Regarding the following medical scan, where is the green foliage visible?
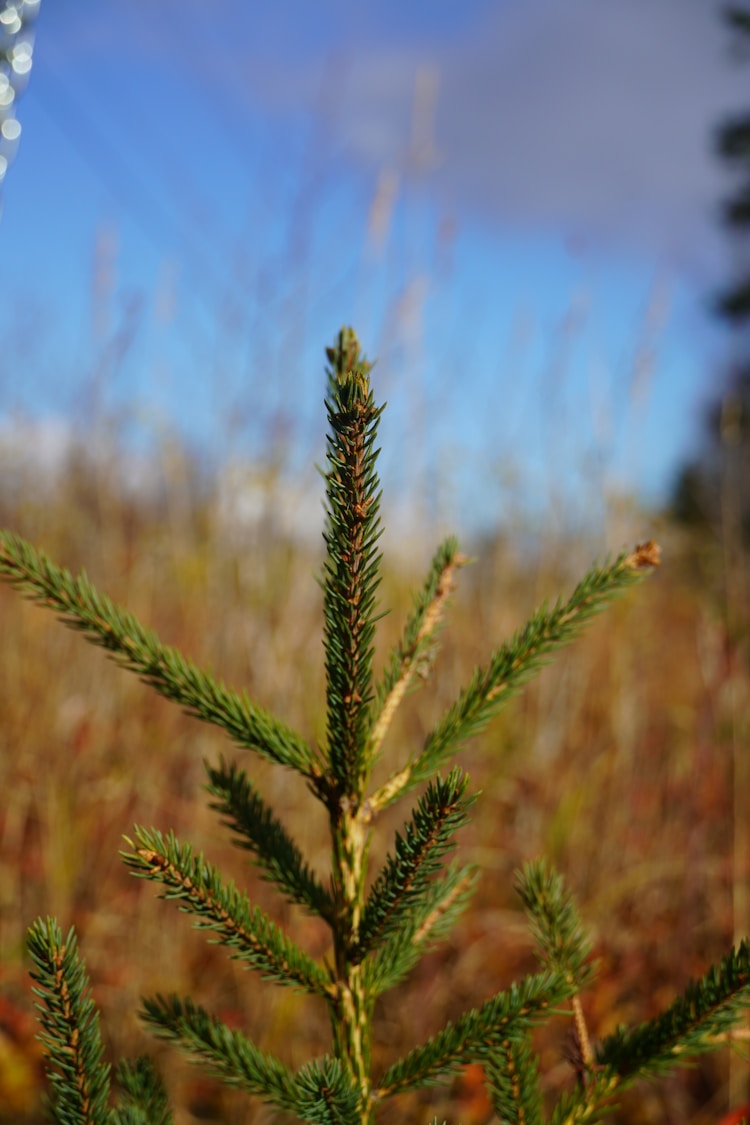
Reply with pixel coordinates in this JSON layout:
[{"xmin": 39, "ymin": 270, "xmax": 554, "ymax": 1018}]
[
  {"xmin": 379, "ymin": 545, "xmax": 659, "ymax": 806},
  {"xmin": 205, "ymin": 756, "xmax": 335, "ymax": 920},
  {"xmin": 27, "ymin": 918, "xmax": 111, "ymax": 1125},
  {"xmin": 364, "ymin": 860, "xmax": 479, "ymax": 998},
  {"xmin": 26, "ymin": 921, "xmax": 172, "ymax": 1125},
  {"xmin": 321, "ymin": 328, "xmax": 384, "ymax": 799},
  {"xmin": 0, "ymin": 531, "xmax": 323, "ymax": 780},
  {"xmin": 142, "ymin": 993, "xmax": 312, "ymax": 1111},
  {"xmin": 4, "ymin": 330, "xmax": 746, "ymax": 1124},
  {"xmin": 377, "ymin": 970, "xmax": 574, "ymax": 1098},
  {"xmin": 484, "ymin": 1036, "xmax": 543, "ymax": 1125},
  {"xmin": 110, "ymin": 1059, "xmax": 172, "ymax": 1125},
  {"xmin": 597, "ymin": 940, "xmax": 750, "ymax": 1081},
  {"xmin": 356, "ymin": 768, "xmax": 474, "ymax": 961},
  {"xmin": 516, "ymin": 858, "xmax": 594, "ymax": 988},
  {"xmin": 121, "ymin": 827, "xmax": 333, "ymax": 998},
  {"xmin": 370, "ymin": 535, "xmax": 464, "ymax": 759}
]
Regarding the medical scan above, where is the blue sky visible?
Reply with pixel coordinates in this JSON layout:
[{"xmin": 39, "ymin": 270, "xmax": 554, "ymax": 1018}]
[{"xmin": 0, "ymin": 0, "xmax": 747, "ymax": 542}]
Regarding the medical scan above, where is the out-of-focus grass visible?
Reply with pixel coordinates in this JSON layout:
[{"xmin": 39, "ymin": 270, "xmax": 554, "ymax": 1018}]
[{"xmin": 0, "ymin": 442, "xmax": 745, "ymax": 1125}]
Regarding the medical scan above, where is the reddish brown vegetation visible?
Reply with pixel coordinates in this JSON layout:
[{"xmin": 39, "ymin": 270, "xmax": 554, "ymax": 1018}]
[{"xmin": 0, "ymin": 453, "xmax": 747, "ymax": 1124}]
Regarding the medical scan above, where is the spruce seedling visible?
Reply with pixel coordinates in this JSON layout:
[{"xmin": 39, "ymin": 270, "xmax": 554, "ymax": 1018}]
[{"xmin": 3, "ymin": 328, "xmax": 750, "ymax": 1125}]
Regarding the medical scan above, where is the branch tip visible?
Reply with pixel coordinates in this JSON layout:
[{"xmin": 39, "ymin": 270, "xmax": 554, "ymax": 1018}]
[{"xmin": 624, "ymin": 540, "xmax": 661, "ymax": 570}]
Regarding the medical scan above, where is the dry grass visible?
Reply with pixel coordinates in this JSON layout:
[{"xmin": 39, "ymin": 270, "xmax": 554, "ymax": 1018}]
[{"xmin": 0, "ymin": 442, "xmax": 747, "ymax": 1125}]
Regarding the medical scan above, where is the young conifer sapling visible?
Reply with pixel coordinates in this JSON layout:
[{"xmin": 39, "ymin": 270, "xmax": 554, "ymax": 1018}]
[{"xmin": 2, "ymin": 329, "xmax": 750, "ymax": 1125}]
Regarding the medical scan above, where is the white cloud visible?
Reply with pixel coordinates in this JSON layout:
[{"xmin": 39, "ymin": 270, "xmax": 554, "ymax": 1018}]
[
  {"xmin": 49, "ymin": 0, "xmax": 745, "ymax": 278},
  {"xmin": 265, "ymin": 0, "xmax": 747, "ymax": 278}
]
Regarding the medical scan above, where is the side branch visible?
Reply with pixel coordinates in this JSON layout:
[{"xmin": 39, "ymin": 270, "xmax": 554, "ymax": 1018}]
[
  {"xmin": 27, "ymin": 918, "xmax": 111, "ymax": 1125},
  {"xmin": 206, "ymin": 758, "xmax": 335, "ymax": 922},
  {"xmin": 376, "ymin": 970, "xmax": 573, "ymax": 1098},
  {"xmin": 0, "ymin": 531, "xmax": 322, "ymax": 781},
  {"xmin": 123, "ymin": 828, "xmax": 334, "ymax": 1000},
  {"xmin": 355, "ymin": 769, "xmax": 473, "ymax": 962},
  {"xmin": 365, "ymin": 863, "xmax": 479, "ymax": 996},
  {"xmin": 141, "ymin": 994, "xmax": 301, "ymax": 1111},
  {"xmin": 372, "ymin": 544, "xmax": 660, "ymax": 809},
  {"xmin": 597, "ymin": 939, "xmax": 750, "ymax": 1081},
  {"xmin": 369, "ymin": 537, "xmax": 466, "ymax": 761}
]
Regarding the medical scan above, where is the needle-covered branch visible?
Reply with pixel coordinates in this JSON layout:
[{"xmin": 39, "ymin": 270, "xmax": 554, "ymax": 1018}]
[
  {"xmin": 377, "ymin": 543, "xmax": 661, "ymax": 807},
  {"xmin": 205, "ymin": 757, "xmax": 335, "ymax": 923},
  {"xmin": 364, "ymin": 862, "xmax": 479, "ymax": 997},
  {"xmin": 141, "ymin": 994, "xmax": 300, "ymax": 1109},
  {"xmin": 142, "ymin": 996, "xmax": 361, "ymax": 1124},
  {"xmin": 0, "ymin": 530, "xmax": 322, "ymax": 781},
  {"xmin": 111, "ymin": 1058, "xmax": 172, "ymax": 1125},
  {"xmin": 516, "ymin": 859, "xmax": 594, "ymax": 989},
  {"xmin": 293, "ymin": 1058, "xmax": 363, "ymax": 1125},
  {"xmin": 321, "ymin": 331, "xmax": 384, "ymax": 801},
  {"xmin": 597, "ymin": 939, "xmax": 750, "ymax": 1081},
  {"xmin": 547, "ymin": 1071, "xmax": 620, "ymax": 1125},
  {"xmin": 485, "ymin": 1037, "xmax": 543, "ymax": 1125},
  {"xmin": 355, "ymin": 769, "xmax": 474, "ymax": 963},
  {"xmin": 368, "ymin": 537, "xmax": 466, "ymax": 761},
  {"xmin": 27, "ymin": 918, "xmax": 111, "ymax": 1125},
  {"xmin": 123, "ymin": 828, "xmax": 334, "ymax": 1000},
  {"xmin": 377, "ymin": 970, "xmax": 574, "ymax": 1098}
]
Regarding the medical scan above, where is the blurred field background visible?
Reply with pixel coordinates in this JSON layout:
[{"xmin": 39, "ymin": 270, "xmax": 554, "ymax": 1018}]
[
  {"xmin": 0, "ymin": 379, "xmax": 748, "ymax": 1125},
  {"xmin": 3, "ymin": 4, "xmax": 750, "ymax": 1124}
]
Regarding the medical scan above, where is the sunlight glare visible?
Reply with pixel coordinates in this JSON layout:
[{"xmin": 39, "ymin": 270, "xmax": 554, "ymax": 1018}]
[
  {"xmin": 0, "ymin": 8, "xmax": 21, "ymax": 34},
  {"xmin": 1, "ymin": 116, "xmax": 20, "ymax": 140},
  {"xmin": 10, "ymin": 39, "xmax": 32, "ymax": 74}
]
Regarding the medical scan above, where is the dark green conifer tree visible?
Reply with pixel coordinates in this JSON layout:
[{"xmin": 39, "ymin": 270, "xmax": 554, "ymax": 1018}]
[{"xmin": 671, "ymin": 4, "xmax": 750, "ymax": 535}]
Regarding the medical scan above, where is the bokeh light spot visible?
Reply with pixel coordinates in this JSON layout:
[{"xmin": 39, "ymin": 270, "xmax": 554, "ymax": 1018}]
[
  {"xmin": 1, "ymin": 116, "xmax": 21, "ymax": 140},
  {"xmin": 0, "ymin": 8, "xmax": 21, "ymax": 33},
  {"xmin": 11, "ymin": 41, "xmax": 32, "ymax": 74}
]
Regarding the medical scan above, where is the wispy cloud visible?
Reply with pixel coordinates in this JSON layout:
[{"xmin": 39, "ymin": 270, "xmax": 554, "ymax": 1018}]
[
  {"xmin": 44, "ymin": 0, "xmax": 744, "ymax": 280},
  {"xmin": 325, "ymin": 1, "xmax": 745, "ymax": 276}
]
